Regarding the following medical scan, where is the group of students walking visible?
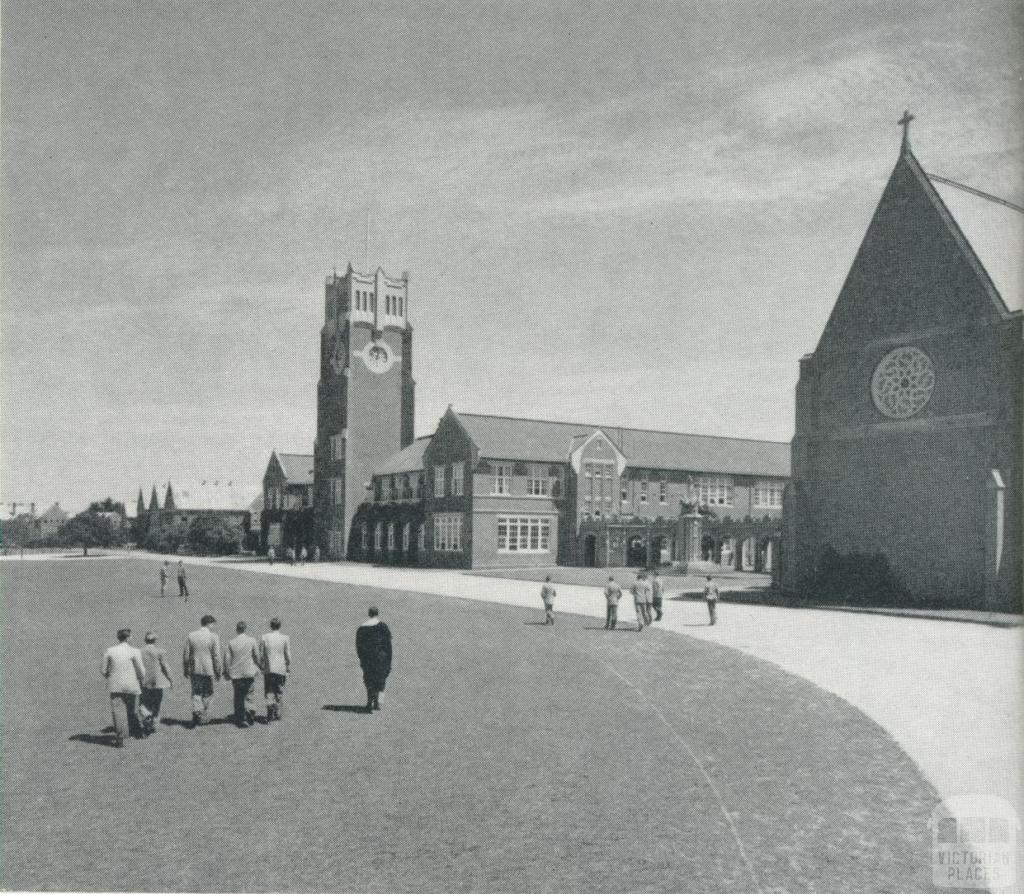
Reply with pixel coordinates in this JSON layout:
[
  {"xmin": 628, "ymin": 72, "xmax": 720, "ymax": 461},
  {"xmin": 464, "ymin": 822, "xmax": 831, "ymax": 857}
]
[
  {"xmin": 540, "ymin": 570, "xmax": 721, "ymax": 630},
  {"xmin": 100, "ymin": 604, "xmax": 394, "ymax": 748}
]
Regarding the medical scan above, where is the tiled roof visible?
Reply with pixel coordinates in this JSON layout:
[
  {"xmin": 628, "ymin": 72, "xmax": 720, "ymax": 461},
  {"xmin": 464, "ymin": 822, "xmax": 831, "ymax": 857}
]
[
  {"xmin": 930, "ymin": 178, "xmax": 1023, "ymax": 314},
  {"xmin": 167, "ymin": 482, "xmax": 261, "ymax": 512},
  {"xmin": 455, "ymin": 412, "xmax": 790, "ymax": 477},
  {"xmin": 374, "ymin": 437, "xmax": 432, "ymax": 476},
  {"xmin": 277, "ymin": 453, "xmax": 314, "ymax": 486},
  {"xmin": 37, "ymin": 503, "xmax": 68, "ymax": 522}
]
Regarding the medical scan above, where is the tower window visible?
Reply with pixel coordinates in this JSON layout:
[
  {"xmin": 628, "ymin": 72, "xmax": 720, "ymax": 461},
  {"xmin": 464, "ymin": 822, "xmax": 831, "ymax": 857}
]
[
  {"xmin": 451, "ymin": 462, "xmax": 465, "ymax": 496},
  {"xmin": 434, "ymin": 465, "xmax": 445, "ymax": 497}
]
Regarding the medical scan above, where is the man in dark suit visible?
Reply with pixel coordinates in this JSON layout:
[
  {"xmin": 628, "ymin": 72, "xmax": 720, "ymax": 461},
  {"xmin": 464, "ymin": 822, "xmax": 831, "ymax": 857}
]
[{"xmin": 356, "ymin": 607, "xmax": 392, "ymax": 712}]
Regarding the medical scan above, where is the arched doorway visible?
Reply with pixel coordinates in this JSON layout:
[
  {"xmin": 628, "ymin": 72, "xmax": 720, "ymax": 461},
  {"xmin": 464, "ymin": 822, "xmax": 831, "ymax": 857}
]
[
  {"xmin": 652, "ymin": 535, "xmax": 670, "ymax": 566},
  {"xmin": 627, "ymin": 535, "xmax": 646, "ymax": 567},
  {"xmin": 701, "ymin": 534, "xmax": 716, "ymax": 562},
  {"xmin": 582, "ymin": 534, "xmax": 598, "ymax": 567}
]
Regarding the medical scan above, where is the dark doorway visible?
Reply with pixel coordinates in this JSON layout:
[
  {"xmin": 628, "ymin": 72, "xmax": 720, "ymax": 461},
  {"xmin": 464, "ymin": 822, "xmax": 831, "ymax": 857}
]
[
  {"xmin": 627, "ymin": 536, "xmax": 646, "ymax": 567},
  {"xmin": 582, "ymin": 534, "xmax": 598, "ymax": 567}
]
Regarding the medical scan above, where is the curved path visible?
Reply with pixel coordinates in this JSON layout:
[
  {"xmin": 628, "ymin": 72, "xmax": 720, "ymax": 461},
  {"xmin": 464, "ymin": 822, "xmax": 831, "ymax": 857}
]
[{"xmin": 164, "ymin": 554, "xmax": 1023, "ymax": 821}]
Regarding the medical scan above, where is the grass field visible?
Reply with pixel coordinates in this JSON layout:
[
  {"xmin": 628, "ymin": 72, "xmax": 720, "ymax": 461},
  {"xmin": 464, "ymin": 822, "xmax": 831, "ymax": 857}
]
[{"xmin": 1, "ymin": 558, "xmax": 938, "ymax": 892}]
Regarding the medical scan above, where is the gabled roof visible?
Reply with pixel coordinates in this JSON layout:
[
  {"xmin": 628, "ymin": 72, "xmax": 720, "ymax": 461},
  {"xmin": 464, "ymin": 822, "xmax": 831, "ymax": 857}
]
[
  {"xmin": 454, "ymin": 412, "xmax": 790, "ymax": 477},
  {"xmin": 929, "ymin": 177, "xmax": 1023, "ymax": 313},
  {"xmin": 166, "ymin": 482, "xmax": 261, "ymax": 512},
  {"xmin": 37, "ymin": 503, "xmax": 68, "ymax": 522},
  {"xmin": 373, "ymin": 437, "xmax": 432, "ymax": 476},
  {"xmin": 277, "ymin": 453, "xmax": 314, "ymax": 486}
]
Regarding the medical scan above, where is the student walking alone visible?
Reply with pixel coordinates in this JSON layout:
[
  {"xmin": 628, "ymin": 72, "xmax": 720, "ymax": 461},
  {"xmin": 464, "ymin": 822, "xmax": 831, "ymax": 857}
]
[
  {"xmin": 704, "ymin": 575, "xmax": 720, "ymax": 625},
  {"xmin": 356, "ymin": 607, "xmax": 392, "ymax": 711},
  {"xmin": 540, "ymin": 576, "xmax": 557, "ymax": 625},
  {"xmin": 176, "ymin": 560, "xmax": 189, "ymax": 601},
  {"xmin": 159, "ymin": 562, "xmax": 169, "ymax": 597},
  {"xmin": 603, "ymin": 576, "xmax": 621, "ymax": 630}
]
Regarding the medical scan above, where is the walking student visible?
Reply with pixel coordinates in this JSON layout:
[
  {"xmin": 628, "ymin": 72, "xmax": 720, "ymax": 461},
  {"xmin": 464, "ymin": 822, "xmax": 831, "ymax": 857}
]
[
  {"xmin": 704, "ymin": 575, "xmax": 720, "ymax": 625},
  {"xmin": 603, "ymin": 575, "xmax": 621, "ymax": 630},
  {"xmin": 159, "ymin": 562, "xmax": 169, "ymax": 597},
  {"xmin": 540, "ymin": 575, "xmax": 557, "ymax": 625},
  {"xmin": 225, "ymin": 621, "xmax": 261, "ymax": 728},
  {"xmin": 139, "ymin": 631, "xmax": 173, "ymax": 735},
  {"xmin": 651, "ymin": 569, "xmax": 664, "ymax": 621},
  {"xmin": 259, "ymin": 618, "xmax": 291, "ymax": 721},
  {"xmin": 176, "ymin": 560, "xmax": 189, "ymax": 600},
  {"xmin": 356, "ymin": 607, "xmax": 392, "ymax": 712},
  {"xmin": 101, "ymin": 628, "xmax": 145, "ymax": 747},
  {"xmin": 183, "ymin": 615, "xmax": 222, "ymax": 727},
  {"xmin": 631, "ymin": 573, "xmax": 649, "ymax": 632}
]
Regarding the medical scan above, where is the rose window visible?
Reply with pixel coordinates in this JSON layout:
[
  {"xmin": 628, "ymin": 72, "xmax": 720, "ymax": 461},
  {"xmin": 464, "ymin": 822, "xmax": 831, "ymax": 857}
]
[{"xmin": 870, "ymin": 346, "xmax": 935, "ymax": 419}]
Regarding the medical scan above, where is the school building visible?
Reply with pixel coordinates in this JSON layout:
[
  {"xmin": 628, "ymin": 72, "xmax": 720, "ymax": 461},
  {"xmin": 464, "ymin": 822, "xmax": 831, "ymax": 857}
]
[{"xmin": 347, "ymin": 407, "xmax": 789, "ymax": 570}]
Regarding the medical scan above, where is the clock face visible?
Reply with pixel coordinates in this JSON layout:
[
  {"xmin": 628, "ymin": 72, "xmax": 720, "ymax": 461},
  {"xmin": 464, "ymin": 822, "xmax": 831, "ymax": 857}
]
[
  {"xmin": 871, "ymin": 346, "xmax": 935, "ymax": 419},
  {"xmin": 362, "ymin": 341, "xmax": 392, "ymax": 374}
]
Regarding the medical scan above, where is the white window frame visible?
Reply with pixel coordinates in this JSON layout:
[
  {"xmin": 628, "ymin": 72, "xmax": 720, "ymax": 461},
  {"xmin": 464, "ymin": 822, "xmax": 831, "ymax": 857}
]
[
  {"xmin": 753, "ymin": 480, "xmax": 784, "ymax": 508},
  {"xmin": 434, "ymin": 465, "xmax": 445, "ymax": 497},
  {"xmin": 374, "ymin": 522, "xmax": 383, "ymax": 551},
  {"xmin": 659, "ymin": 480, "xmax": 668, "ymax": 504},
  {"xmin": 527, "ymin": 464, "xmax": 549, "ymax": 496},
  {"xmin": 402, "ymin": 522, "xmax": 411, "ymax": 551},
  {"xmin": 387, "ymin": 523, "xmax": 395, "ymax": 550},
  {"xmin": 451, "ymin": 462, "xmax": 465, "ymax": 496},
  {"xmin": 697, "ymin": 476, "xmax": 734, "ymax": 507},
  {"xmin": 361, "ymin": 524, "xmax": 368, "ymax": 550},
  {"xmin": 433, "ymin": 513, "xmax": 462, "ymax": 552},
  {"xmin": 639, "ymin": 479, "xmax": 648, "ymax": 504},
  {"xmin": 417, "ymin": 524, "xmax": 426, "ymax": 551},
  {"xmin": 496, "ymin": 515, "xmax": 551, "ymax": 553},
  {"xmin": 492, "ymin": 463, "xmax": 512, "ymax": 495},
  {"xmin": 330, "ymin": 478, "xmax": 343, "ymax": 507}
]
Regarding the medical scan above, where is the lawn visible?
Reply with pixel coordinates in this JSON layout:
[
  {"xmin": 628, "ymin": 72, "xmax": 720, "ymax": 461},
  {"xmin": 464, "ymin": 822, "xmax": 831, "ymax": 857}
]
[{"xmin": 1, "ymin": 558, "xmax": 937, "ymax": 892}]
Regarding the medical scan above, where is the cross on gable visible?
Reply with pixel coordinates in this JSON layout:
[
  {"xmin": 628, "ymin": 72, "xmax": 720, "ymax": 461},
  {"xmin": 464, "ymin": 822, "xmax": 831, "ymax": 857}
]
[{"xmin": 898, "ymin": 109, "xmax": 914, "ymax": 146}]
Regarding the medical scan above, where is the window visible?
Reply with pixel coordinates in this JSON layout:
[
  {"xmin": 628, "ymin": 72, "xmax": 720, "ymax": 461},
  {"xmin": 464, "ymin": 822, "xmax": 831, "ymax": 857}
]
[
  {"xmin": 527, "ymin": 464, "xmax": 549, "ymax": 496},
  {"xmin": 621, "ymin": 482, "xmax": 629, "ymax": 503},
  {"xmin": 387, "ymin": 523, "xmax": 395, "ymax": 550},
  {"xmin": 433, "ymin": 513, "xmax": 462, "ymax": 552},
  {"xmin": 361, "ymin": 525, "xmax": 368, "ymax": 550},
  {"xmin": 414, "ymin": 473, "xmax": 424, "ymax": 499},
  {"xmin": 329, "ymin": 434, "xmax": 343, "ymax": 461},
  {"xmin": 640, "ymin": 479, "xmax": 648, "ymax": 504},
  {"xmin": 434, "ymin": 465, "xmax": 445, "ymax": 497},
  {"xmin": 329, "ymin": 529, "xmax": 344, "ymax": 556},
  {"xmin": 382, "ymin": 477, "xmax": 392, "ymax": 502},
  {"xmin": 401, "ymin": 474, "xmax": 412, "ymax": 500},
  {"xmin": 659, "ymin": 480, "xmax": 668, "ymax": 504},
  {"xmin": 398, "ymin": 296, "xmax": 403, "ymax": 315},
  {"xmin": 584, "ymin": 462, "xmax": 593, "ymax": 479},
  {"xmin": 753, "ymin": 480, "xmax": 784, "ymax": 508},
  {"xmin": 497, "ymin": 516, "xmax": 551, "ymax": 553},
  {"xmin": 402, "ymin": 522, "xmax": 410, "ymax": 551},
  {"xmin": 417, "ymin": 524, "xmax": 426, "ymax": 551},
  {"xmin": 330, "ymin": 478, "xmax": 343, "ymax": 506},
  {"xmin": 697, "ymin": 476, "xmax": 734, "ymax": 507},
  {"xmin": 374, "ymin": 522, "xmax": 383, "ymax": 551},
  {"xmin": 492, "ymin": 463, "xmax": 512, "ymax": 495},
  {"xmin": 451, "ymin": 462, "xmax": 464, "ymax": 496}
]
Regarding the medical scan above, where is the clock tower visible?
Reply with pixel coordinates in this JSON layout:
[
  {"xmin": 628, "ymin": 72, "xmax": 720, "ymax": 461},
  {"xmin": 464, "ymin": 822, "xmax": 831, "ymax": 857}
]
[{"xmin": 315, "ymin": 264, "xmax": 415, "ymax": 558}]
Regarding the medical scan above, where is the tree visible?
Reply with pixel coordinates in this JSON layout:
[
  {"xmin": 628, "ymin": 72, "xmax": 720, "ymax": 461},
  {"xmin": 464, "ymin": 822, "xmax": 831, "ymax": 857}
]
[
  {"xmin": 187, "ymin": 515, "xmax": 242, "ymax": 556},
  {"xmin": 1, "ymin": 515, "xmax": 36, "ymax": 548},
  {"xmin": 59, "ymin": 512, "xmax": 117, "ymax": 556},
  {"xmin": 87, "ymin": 497, "xmax": 126, "ymax": 515}
]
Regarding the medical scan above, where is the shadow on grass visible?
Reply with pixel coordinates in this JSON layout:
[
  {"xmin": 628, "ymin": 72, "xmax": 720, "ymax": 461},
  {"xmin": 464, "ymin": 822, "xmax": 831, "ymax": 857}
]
[
  {"xmin": 323, "ymin": 704, "xmax": 371, "ymax": 714},
  {"xmin": 160, "ymin": 716, "xmax": 235, "ymax": 728},
  {"xmin": 70, "ymin": 732, "xmax": 121, "ymax": 747},
  {"xmin": 581, "ymin": 625, "xmax": 637, "ymax": 632},
  {"xmin": 523, "ymin": 621, "xmax": 550, "ymax": 626}
]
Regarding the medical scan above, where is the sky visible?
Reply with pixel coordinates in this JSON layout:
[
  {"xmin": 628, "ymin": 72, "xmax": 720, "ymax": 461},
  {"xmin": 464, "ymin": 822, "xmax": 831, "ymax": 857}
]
[{"xmin": 2, "ymin": 0, "xmax": 1022, "ymax": 515}]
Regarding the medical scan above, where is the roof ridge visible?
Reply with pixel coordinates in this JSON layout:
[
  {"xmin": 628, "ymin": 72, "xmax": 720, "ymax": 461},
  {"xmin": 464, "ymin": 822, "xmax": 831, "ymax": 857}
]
[{"xmin": 454, "ymin": 411, "xmax": 789, "ymax": 445}]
